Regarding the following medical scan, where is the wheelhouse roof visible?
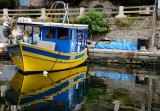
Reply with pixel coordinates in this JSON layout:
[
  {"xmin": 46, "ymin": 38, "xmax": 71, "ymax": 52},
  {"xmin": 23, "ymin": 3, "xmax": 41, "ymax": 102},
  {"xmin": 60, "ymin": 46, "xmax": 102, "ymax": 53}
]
[{"xmin": 18, "ymin": 22, "xmax": 88, "ymax": 30}]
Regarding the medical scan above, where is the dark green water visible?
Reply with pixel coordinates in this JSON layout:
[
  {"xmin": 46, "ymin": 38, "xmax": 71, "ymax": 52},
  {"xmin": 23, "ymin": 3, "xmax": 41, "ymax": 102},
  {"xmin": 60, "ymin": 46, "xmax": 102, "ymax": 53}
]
[{"xmin": 0, "ymin": 62, "xmax": 160, "ymax": 111}]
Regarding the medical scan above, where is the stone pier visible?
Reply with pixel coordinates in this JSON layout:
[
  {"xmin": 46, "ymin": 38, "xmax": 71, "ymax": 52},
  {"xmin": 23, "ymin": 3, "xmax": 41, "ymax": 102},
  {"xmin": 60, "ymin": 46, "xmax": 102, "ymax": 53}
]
[{"xmin": 88, "ymin": 49, "xmax": 160, "ymax": 65}]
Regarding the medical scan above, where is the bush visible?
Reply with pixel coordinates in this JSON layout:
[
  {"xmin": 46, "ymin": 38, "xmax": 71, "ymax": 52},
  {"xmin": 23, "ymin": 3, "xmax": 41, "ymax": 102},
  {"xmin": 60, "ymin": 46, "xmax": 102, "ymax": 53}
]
[
  {"xmin": 0, "ymin": 0, "xmax": 16, "ymax": 9},
  {"xmin": 115, "ymin": 18, "xmax": 136, "ymax": 27},
  {"xmin": 45, "ymin": 18, "xmax": 64, "ymax": 23},
  {"xmin": 45, "ymin": 18, "xmax": 54, "ymax": 22},
  {"xmin": 75, "ymin": 9, "xmax": 109, "ymax": 35}
]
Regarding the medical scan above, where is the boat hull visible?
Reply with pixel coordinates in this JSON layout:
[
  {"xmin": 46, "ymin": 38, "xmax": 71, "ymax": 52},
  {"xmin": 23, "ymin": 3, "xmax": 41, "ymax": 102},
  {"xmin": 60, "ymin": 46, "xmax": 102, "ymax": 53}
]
[{"xmin": 7, "ymin": 43, "xmax": 88, "ymax": 72}]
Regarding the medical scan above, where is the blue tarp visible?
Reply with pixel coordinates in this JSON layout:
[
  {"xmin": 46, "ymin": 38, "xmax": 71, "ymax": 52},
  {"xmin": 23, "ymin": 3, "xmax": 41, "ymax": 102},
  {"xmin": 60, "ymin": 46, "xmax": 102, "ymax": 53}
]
[
  {"xmin": 96, "ymin": 40, "xmax": 138, "ymax": 51},
  {"xmin": 95, "ymin": 72, "xmax": 134, "ymax": 80}
]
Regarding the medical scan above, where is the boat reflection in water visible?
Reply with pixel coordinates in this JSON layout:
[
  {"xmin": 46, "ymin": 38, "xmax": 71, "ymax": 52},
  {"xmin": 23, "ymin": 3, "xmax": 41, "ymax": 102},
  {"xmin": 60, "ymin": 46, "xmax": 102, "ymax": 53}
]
[{"xmin": 5, "ymin": 66, "xmax": 87, "ymax": 111}]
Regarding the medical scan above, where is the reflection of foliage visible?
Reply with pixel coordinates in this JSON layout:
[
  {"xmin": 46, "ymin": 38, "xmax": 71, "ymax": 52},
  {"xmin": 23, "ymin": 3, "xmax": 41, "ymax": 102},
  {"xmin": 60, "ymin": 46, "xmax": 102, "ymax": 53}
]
[
  {"xmin": 112, "ymin": 89, "xmax": 133, "ymax": 105},
  {"xmin": 152, "ymin": 103, "xmax": 160, "ymax": 109},
  {"xmin": 0, "ymin": 97, "xmax": 5, "ymax": 104},
  {"xmin": 85, "ymin": 76, "xmax": 106, "ymax": 106}
]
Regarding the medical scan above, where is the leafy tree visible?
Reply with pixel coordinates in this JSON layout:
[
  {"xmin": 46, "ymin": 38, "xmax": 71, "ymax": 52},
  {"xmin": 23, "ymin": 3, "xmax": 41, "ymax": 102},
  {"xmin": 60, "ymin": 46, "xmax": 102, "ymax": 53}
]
[
  {"xmin": 0, "ymin": 0, "xmax": 16, "ymax": 9},
  {"xmin": 75, "ymin": 9, "xmax": 109, "ymax": 37}
]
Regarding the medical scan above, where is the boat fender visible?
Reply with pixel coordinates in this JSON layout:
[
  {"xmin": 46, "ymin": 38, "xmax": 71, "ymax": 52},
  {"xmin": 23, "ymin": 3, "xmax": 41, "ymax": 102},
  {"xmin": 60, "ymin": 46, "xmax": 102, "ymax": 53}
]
[{"xmin": 43, "ymin": 71, "xmax": 48, "ymax": 76}]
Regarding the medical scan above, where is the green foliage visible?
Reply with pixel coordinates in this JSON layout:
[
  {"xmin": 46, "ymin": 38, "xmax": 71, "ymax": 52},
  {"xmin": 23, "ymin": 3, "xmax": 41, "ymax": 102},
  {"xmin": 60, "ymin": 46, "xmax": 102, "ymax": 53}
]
[
  {"xmin": 28, "ymin": 5, "xmax": 36, "ymax": 9},
  {"xmin": 54, "ymin": 18, "xmax": 63, "ymax": 23},
  {"xmin": 115, "ymin": 18, "xmax": 136, "ymax": 27},
  {"xmin": 0, "ymin": 0, "xmax": 16, "ymax": 9},
  {"xmin": 75, "ymin": 9, "xmax": 108, "ymax": 34},
  {"xmin": 45, "ymin": 18, "xmax": 54, "ymax": 22}
]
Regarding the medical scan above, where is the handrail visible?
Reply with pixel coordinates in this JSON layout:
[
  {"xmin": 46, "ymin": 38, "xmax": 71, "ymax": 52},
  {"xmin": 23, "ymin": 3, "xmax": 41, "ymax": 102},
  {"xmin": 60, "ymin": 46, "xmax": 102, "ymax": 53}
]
[
  {"xmin": 124, "ymin": 5, "xmax": 154, "ymax": 9},
  {"xmin": 8, "ymin": 13, "xmax": 41, "ymax": 16},
  {"xmin": 8, "ymin": 9, "xmax": 41, "ymax": 11},
  {"xmin": 124, "ymin": 10, "xmax": 154, "ymax": 13},
  {"xmin": 0, "ymin": 5, "xmax": 155, "ymax": 19}
]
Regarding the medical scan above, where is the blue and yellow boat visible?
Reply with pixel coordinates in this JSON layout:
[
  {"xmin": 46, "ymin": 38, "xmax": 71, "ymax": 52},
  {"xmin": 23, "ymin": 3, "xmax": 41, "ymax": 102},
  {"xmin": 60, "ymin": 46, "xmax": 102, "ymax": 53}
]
[
  {"xmin": 5, "ymin": 66, "xmax": 87, "ymax": 109},
  {"xmin": 6, "ymin": 22, "xmax": 88, "ymax": 72}
]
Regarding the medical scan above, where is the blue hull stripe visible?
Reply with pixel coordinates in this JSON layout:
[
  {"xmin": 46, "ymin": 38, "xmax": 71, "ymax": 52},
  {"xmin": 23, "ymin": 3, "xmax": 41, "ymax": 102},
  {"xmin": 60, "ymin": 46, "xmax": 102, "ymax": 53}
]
[{"xmin": 22, "ymin": 46, "xmax": 86, "ymax": 60}]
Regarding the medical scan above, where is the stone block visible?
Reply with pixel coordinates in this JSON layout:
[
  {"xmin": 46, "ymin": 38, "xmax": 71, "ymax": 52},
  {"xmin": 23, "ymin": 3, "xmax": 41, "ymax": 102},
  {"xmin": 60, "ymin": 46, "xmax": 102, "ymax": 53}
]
[
  {"xmin": 138, "ymin": 56, "xmax": 149, "ymax": 60},
  {"xmin": 137, "ymin": 52, "xmax": 150, "ymax": 56},
  {"xmin": 149, "ymin": 56, "xmax": 158, "ymax": 61},
  {"xmin": 117, "ymin": 54, "xmax": 128, "ymax": 58},
  {"xmin": 105, "ymin": 54, "xmax": 118, "ymax": 58}
]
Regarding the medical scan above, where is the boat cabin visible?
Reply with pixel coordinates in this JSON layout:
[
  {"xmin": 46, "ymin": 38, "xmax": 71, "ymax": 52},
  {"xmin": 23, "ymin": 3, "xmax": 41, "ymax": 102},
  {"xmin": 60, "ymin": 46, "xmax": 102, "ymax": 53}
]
[{"xmin": 18, "ymin": 22, "xmax": 88, "ymax": 53}]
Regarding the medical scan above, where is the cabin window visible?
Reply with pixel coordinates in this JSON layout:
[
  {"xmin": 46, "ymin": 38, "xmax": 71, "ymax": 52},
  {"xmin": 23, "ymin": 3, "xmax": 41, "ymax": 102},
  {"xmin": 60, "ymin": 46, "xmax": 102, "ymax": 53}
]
[
  {"xmin": 57, "ymin": 28, "xmax": 68, "ymax": 40},
  {"xmin": 46, "ymin": 28, "xmax": 55, "ymax": 38}
]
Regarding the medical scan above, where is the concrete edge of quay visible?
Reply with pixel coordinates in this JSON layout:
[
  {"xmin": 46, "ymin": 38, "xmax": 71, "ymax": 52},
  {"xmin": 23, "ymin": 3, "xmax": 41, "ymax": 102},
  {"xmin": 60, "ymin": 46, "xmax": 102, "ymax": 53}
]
[{"xmin": 88, "ymin": 48, "xmax": 160, "ymax": 65}]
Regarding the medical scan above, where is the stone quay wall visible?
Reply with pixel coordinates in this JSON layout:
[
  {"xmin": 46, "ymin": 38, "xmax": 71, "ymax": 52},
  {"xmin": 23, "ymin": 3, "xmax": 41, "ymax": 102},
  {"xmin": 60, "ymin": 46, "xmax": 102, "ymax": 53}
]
[
  {"xmin": 105, "ymin": 17, "xmax": 153, "ymax": 45},
  {"xmin": 88, "ymin": 17, "xmax": 157, "ymax": 65},
  {"xmin": 89, "ymin": 49, "xmax": 160, "ymax": 65}
]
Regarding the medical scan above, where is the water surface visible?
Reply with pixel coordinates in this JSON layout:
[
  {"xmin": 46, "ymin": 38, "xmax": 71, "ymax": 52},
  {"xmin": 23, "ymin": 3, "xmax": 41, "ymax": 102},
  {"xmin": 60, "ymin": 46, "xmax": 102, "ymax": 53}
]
[{"xmin": 0, "ymin": 63, "xmax": 160, "ymax": 111}]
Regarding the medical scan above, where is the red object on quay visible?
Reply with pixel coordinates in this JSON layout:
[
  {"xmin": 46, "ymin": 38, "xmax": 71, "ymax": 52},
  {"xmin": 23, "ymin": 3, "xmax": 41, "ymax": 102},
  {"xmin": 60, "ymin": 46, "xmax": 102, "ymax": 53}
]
[{"xmin": 0, "ymin": 49, "xmax": 2, "ymax": 54}]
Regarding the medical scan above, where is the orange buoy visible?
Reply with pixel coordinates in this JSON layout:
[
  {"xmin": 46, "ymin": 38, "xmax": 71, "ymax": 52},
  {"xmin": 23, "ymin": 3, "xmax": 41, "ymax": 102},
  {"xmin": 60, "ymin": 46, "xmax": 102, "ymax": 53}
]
[{"xmin": 0, "ymin": 49, "xmax": 2, "ymax": 54}]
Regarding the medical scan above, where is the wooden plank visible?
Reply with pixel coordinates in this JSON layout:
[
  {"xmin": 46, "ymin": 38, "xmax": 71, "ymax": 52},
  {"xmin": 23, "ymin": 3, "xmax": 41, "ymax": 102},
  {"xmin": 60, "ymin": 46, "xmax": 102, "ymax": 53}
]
[
  {"xmin": 47, "ymin": 13, "xmax": 79, "ymax": 15},
  {"xmin": 124, "ymin": 5, "xmax": 154, "ymax": 9},
  {"xmin": 8, "ymin": 9, "xmax": 41, "ymax": 11},
  {"xmin": 124, "ymin": 10, "xmax": 154, "ymax": 13}
]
